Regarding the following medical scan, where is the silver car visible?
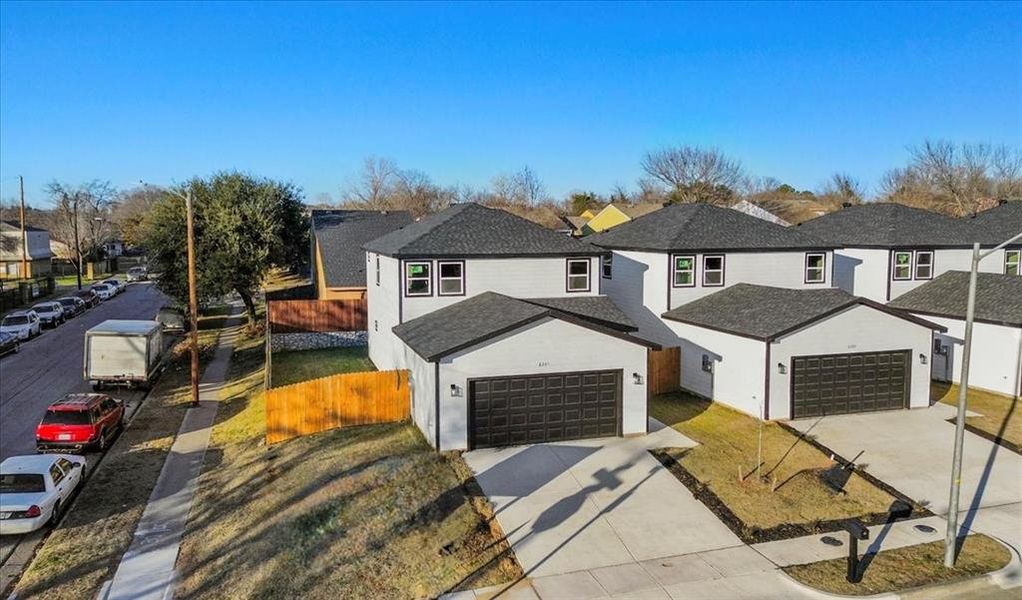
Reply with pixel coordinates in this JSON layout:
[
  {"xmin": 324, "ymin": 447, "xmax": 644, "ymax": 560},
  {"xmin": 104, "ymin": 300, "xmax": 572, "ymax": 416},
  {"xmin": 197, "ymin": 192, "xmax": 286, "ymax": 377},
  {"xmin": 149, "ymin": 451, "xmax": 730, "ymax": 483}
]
[
  {"xmin": 0, "ymin": 311, "xmax": 41, "ymax": 340},
  {"xmin": 31, "ymin": 302, "xmax": 66, "ymax": 328}
]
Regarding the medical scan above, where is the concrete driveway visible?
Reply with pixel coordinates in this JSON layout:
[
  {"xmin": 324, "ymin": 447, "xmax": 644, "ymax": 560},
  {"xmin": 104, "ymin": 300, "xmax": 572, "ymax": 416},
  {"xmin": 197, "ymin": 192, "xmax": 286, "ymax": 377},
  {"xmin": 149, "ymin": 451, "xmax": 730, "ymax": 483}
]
[{"xmin": 462, "ymin": 419, "xmax": 740, "ymax": 579}]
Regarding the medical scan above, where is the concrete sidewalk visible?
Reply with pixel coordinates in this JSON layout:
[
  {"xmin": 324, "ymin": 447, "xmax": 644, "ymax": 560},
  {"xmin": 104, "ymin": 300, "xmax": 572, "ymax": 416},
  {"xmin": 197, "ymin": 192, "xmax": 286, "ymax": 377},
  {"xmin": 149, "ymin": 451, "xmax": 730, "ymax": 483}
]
[{"xmin": 104, "ymin": 318, "xmax": 242, "ymax": 600}]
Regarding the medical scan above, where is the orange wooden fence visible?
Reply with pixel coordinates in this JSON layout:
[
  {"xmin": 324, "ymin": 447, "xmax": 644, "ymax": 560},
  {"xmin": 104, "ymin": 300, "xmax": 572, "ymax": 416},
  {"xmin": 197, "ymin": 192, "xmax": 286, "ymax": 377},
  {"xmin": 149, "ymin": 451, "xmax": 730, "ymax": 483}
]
[
  {"xmin": 648, "ymin": 347, "xmax": 681, "ymax": 395},
  {"xmin": 265, "ymin": 369, "xmax": 410, "ymax": 444},
  {"xmin": 268, "ymin": 298, "xmax": 367, "ymax": 333}
]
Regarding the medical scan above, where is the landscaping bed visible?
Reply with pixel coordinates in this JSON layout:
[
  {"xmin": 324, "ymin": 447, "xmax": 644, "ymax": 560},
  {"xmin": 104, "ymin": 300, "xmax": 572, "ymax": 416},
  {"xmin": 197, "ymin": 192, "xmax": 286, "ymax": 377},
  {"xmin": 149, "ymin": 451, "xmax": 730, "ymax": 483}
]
[
  {"xmin": 175, "ymin": 331, "xmax": 521, "ymax": 599},
  {"xmin": 935, "ymin": 383, "xmax": 1020, "ymax": 454},
  {"xmin": 650, "ymin": 393, "xmax": 927, "ymax": 544},
  {"xmin": 271, "ymin": 346, "xmax": 375, "ymax": 388},
  {"xmin": 783, "ymin": 534, "xmax": 1011, "ymax": 596}
]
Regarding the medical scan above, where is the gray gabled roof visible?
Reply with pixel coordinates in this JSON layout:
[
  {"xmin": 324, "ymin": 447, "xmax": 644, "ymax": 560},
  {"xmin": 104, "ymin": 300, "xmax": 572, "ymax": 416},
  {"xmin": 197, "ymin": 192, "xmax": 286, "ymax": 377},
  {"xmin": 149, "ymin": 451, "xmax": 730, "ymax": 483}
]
[
  {"xmin": 796, "ymin": 202, "xmax": 980, "ymax": 248},
  {"xmin": 661, "ymin": 283, "xmax": 944, "ymax": 340},
  {"xmin": 968, "ymin": 201, "xmax": 1022, "ymax": 245},
  {"xmin": 888, "ymin": 271, "xmax": 1022, "ymax": 327},
  {"xmin": 313, "ymin": 210, "xmax": 414, "ymax": 288},
  {"xmin": 0, "ymin": 220, "xmax": 48, "ymax": 233},
  {"xmin": 364, "ymin": 203, "xmax": 605, "ymax": 258},
  {"xmin": 589, "ymin": 203, "xmax": 832, "ymax": 252},
  {"xmin": 393, "ymin": 292, "xmax": 653, "ymax": 360}
]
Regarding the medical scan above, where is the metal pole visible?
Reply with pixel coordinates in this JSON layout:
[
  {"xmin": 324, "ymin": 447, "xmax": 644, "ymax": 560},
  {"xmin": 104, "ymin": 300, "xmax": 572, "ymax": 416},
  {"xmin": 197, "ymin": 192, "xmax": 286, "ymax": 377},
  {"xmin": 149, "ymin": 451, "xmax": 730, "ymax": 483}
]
[
  {"xmin": 944, "ymin": 241, "xmax": 980, "ymax": 567},
  {"xmin": 74, "ymin": 196, "xmax": 83, "ymax": 290},
  {"xmin": 185, "ymin": 190, "xmax": 200, "ymax": 408},
  {"xmin": 19, "ymin": 176, "xmax": 28, "ymax": 279}
]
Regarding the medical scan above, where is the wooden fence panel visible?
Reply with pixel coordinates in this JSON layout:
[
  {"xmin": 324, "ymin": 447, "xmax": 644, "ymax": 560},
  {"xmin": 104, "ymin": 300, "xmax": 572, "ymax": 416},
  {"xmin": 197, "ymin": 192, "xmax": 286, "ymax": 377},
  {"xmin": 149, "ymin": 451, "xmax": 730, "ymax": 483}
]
[
  {"xmin": 265, "ymin": 369, "xmax": 409, "ymax": 444},
  {"xmin": 648, "ymin": 347, "xmax": 681, "ymax": 395},
  {"xmin": 268, "ymin": 298, "xmax": 367, "ymax": 333}
]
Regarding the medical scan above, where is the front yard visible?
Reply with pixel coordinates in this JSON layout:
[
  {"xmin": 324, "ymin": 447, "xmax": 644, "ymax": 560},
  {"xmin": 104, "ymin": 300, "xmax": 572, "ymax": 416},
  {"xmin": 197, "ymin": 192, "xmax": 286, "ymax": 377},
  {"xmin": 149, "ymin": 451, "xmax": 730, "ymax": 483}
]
[
  {"xmin": 934, "ymin": 383, "xmax": 1020, "ymax": 453},
  {"xmin": 175, "ymin": 333, "xmax": 521, "ymax": 599},
  {"xmin": 650, "ymin": 393, "xmax": 922, "ymax": 543}
]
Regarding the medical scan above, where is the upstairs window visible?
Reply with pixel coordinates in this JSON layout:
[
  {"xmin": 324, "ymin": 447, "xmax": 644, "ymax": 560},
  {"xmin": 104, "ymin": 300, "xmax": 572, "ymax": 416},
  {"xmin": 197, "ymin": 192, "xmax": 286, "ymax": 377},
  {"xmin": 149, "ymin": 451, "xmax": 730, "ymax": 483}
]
[
  {"xmin": 702, "ymin": 255, "xmax": 725, "ymax": 287},
  {"xmin": 1006, "ymin": 250, "xmax": 1021, "ymax": 276},
  {"xmin": 914, "ymin": 251, "xmax": 933, "ymax": 280},
  {"xmin": 672, "ymin": 255, "xmax": 695, "ymax": 287},
  {"xmin": 892, "ymin": 251, "xmax": 913, "ymax": 280},
  {"xmin": 602, "ymin": 254, "xmax": 613, "ymax": 279},
  {"xmin": 567, "ymin": 258, "xmax": 591, "ymax": 292},
  {"xmin": 404, "ymin": 261, "xmax": 432, "ymax": 296},
  {"xmin": 805, "ymin": 253, "xmax": 826, "ymax": 284},
  {"xmin": 438, "ymin": 261, "xmax": 464, "ymax": 296}
]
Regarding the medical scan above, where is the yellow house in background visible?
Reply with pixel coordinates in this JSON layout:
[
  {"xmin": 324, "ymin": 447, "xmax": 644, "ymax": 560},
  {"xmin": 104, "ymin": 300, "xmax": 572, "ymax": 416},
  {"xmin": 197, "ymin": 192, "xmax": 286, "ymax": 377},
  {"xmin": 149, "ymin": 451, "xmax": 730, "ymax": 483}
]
[
  {"xmin": 582, "ymin": 203, "xmax": 663, "ymax": 235},
  {"xmin": 311, "ymin": 210, "xmax": 414, "ymax": 300},
  {"xmin": 579, "ymin": 208, "xmax": 597, "ymax": 220}
]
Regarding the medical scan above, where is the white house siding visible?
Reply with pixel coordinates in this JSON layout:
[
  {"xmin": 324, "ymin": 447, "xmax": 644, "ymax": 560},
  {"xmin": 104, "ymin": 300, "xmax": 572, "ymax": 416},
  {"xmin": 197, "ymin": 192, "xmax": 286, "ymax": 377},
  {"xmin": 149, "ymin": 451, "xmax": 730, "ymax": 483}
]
[
  {"xmin": 769, "ymin": 305, "xmax": 934, "ymax": 419},
  {"xmin": 833, "ymin": 248, "xmax": 889, "ymax": 301},
  {"xmin": 403, "ymin": 341, "xmax": 437, "ymax": 444},
  {"xmin": 926, "ymin": 315, "xmax": 1022, "ymax": 398},
  {"xmin": 367, "ymin": 252, "xmax": 403, "ymax": 370},
  {"xmin": 662, "ymin": 320, "xmax": 767, "ymax": 419},
  {"xmin": 433, "ymin": 317, "xmax": 649, "ymax": 451},
  {"xmin": 601, "ymin": 250, "xmax": 677, "ymax": 346}
]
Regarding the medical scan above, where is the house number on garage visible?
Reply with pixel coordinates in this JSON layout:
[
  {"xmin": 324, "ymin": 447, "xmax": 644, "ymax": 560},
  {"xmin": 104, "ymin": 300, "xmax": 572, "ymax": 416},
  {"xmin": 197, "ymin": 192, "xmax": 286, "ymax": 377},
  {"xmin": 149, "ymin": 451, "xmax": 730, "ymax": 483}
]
[{"xmin": 538, "ymin": 361, "xmax": 550, "ymax": 367}]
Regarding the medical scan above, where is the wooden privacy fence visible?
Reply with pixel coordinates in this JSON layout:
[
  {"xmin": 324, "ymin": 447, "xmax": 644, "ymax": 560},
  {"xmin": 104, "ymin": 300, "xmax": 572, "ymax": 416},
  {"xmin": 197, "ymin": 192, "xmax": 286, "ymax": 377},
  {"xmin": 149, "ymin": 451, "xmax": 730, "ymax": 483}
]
[
  {"xmin": 648, "ymin": 347, "xmax": 681, "ymax": 395},
  {"xmin": 268, "ymin": 298, "xmax": 367, "ymax": 333},
  {"xmin": 265, "ymin": 369, "xmax": 410, "ymax": 444}
]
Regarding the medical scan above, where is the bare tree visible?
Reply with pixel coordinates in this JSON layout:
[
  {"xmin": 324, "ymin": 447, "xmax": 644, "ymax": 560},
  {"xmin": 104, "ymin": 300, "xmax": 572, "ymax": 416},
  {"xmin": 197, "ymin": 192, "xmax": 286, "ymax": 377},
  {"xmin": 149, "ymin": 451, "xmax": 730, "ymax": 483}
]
[
  {"xmin": 640, "ymin": 145, "xmax": 745, "ymax": 203},
  {"xmin": 488, "ymin": 166, "xmax": 548, "ymax": 207},
  {"xmin": 816, "ymin": 173, "xmax": 865, "ymax": 209},
  {"xmin": 343, "ymin": 156, "xmax": 399, "ymax": 209},
  {"xmin": 111, "ymin": 186, "xmax": 159, "ymax": 248},
  {"xmin": 46, "ymin": 180, "xmax": 115, "ymax": 289}
]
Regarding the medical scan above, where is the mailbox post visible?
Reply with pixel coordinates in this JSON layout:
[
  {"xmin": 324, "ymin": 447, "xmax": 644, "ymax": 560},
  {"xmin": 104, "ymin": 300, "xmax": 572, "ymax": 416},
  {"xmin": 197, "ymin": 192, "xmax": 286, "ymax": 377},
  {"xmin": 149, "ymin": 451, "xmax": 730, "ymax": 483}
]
[{"xmin": 842, "ymin": 520, "xmax": 870, "ymax": 583}]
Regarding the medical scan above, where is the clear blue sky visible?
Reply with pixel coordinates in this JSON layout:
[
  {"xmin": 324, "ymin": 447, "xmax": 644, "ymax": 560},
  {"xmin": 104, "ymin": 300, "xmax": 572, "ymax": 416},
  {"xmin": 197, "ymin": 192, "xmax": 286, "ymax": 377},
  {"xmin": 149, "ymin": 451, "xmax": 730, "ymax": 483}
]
[{"xmin": 1, "ymin": 1, "xmax": 1020, "ymax": 205}]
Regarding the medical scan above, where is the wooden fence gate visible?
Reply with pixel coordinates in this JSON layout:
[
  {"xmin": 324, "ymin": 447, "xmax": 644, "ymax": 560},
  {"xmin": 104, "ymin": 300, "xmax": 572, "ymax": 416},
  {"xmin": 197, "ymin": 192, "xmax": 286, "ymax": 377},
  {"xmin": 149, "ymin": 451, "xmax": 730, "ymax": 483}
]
[{"xmin": 648, "ymin": 347, "xmax": 681, "ymax": 395}]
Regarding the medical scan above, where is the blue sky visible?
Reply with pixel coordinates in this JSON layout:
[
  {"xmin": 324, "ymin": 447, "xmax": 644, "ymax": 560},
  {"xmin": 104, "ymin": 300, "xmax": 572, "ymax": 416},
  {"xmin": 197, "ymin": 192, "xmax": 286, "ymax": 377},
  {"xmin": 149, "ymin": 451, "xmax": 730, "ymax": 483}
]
[{"xmin": 1, "ymin": 1, "xmax": 1020, "ymax": 205}]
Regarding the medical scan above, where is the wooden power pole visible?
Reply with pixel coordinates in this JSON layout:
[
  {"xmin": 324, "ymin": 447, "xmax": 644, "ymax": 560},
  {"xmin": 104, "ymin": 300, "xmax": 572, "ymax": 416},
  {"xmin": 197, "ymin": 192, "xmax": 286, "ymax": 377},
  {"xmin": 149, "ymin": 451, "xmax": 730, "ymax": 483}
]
[{"xmin": 19, "ymin": 175, "xmax": 28, "ymax": 279}]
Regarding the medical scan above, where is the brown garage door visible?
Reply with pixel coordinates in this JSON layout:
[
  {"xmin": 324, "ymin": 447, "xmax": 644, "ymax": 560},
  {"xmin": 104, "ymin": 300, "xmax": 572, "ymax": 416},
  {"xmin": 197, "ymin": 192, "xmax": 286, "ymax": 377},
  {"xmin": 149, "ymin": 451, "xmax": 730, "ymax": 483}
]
[
  {"xmin": 469, "ymin": 370, "xmax": 621, "ymax": 449},
  {"xmin": 791, "ymin": 350, "xmax": 910, "ymax": 419}
]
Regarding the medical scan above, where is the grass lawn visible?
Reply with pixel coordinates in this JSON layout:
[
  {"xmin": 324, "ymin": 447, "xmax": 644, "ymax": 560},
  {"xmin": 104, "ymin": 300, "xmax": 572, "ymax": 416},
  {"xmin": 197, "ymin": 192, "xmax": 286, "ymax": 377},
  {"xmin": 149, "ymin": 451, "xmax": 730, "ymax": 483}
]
[
  {"xmin": 784, "ymin": 534, "xmax": 1011, "ymax": 596},
  {"xmin": 271, "ymin": 346, "xmax": 376, "ymax": 388},
  {"xmin": 13, "ymin": 329, "xmax": 222, "ymax": 600},
  {"xmin": 175, "ymin": 331, "xmax": 521, "ymax": 599},
  {"xmin": 650, "ymin": 393, "xmax": 906, "ymax": 541},
  {"xmin": 934, "ymin": 383, "xmax": 1020, "ymax": 452}
]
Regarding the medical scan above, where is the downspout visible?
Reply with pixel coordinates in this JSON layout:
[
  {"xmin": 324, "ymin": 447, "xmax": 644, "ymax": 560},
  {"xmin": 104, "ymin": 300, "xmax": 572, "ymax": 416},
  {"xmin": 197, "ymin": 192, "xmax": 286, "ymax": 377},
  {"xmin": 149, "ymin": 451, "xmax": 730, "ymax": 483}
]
[
  {"xmin": 434, "ymin": 362, "xmax": 441, "ymax": 451},
  {"xmin": 763, "ymin": 341, "xmax": 771, "ymax": 420}
]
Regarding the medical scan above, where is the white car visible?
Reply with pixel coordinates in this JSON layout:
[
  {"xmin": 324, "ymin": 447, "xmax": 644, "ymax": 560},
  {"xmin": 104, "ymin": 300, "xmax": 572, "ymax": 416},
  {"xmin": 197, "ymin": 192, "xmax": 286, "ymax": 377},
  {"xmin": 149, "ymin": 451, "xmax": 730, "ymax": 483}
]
[
  {"xmin": 126, "ymin": 267, "xmax": 148, "ymax": 282},
  {"xmin": 31, "ymin": 302, "xmax": 66, "ymax": 328},
  {"xmin": 102, "ymin": 279, "xmax": 125, "ymax": 295},
  {"xmin": 0, "ymin": 310, "xmax": 42, "ymax": 340},
  {"xmin": 0, "ymin": 454, "xmax": 85, "ymax": 535},
  {"xmin": 90, "ymin": 284, "xmax": 114, "ymax": 301}
]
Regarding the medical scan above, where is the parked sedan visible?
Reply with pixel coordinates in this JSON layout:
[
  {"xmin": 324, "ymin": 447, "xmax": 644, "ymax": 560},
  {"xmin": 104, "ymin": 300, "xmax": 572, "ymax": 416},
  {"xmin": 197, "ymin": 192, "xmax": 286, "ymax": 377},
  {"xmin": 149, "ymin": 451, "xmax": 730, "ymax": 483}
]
[
  {"xmin": 0, "ymin": 311, "xmax": 41, "ymax": 340},
  {"xmin": 126, "ymin": 267, "xmax": 148, "ymax": 282},
  {"xmin": 56, "ymin": 296, "xmax": 87, "ymax": 318},
  {"xmin": 0, "ymin": 331, "xmax": 19, "ymax": 357},
  {"xmin": 36, "ymin": 394, "xmax": 125, "ymax": 453},
  {"xmin": 74, "ymin": 289, "xmax": 101, "ymax": 308},
  {"xmin": 30, "ymin": 302, "xmax": 66, "ymax": 328},
  {"xmin": 90, "ymin": 284, "xmax": 114, "ymax": 301},
  {"xmin": 0, "ymin": 454, "xmax": 85, "ymax": 535},
  {"xmin": 102, "ymin": 279, "xmax": 125, "ymax": 295}
]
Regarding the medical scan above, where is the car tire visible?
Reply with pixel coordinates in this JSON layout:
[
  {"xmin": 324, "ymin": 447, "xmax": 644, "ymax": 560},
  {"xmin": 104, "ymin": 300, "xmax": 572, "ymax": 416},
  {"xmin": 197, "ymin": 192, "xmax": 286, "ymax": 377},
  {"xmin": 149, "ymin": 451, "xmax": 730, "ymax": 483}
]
[
  {"xmin": 96, "ymin": 429, "xmax": 107, "ymax": 452},
  {"xmin": 48, "ymin": 500, "xmax": 61, "ymax": 527},
  {"xmin": 92, "ymin": 382, "xmax": 104, "ymax": 392},
  {"xmin": 13, "ymin": 343, "xmax": 19, "ymax": 354}
]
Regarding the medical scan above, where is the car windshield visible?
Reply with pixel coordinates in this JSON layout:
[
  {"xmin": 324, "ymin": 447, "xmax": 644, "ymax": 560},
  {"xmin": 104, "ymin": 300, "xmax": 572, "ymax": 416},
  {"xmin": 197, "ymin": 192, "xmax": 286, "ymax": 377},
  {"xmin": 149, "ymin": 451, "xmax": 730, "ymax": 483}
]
[
  {"xmin": 0, "ymin": 473, "xmax": 46, "ymax": 494},
  {"xmin": 41, "ymin": 409, "xmax": 92, "ymax": 425},
  {"xmin": 31, "ymin": 305, "xmax": 54, "ymax": 313},
  {"xmin": 104, "ymin": 281, "xmax": 117, "ymax": 285},
  {"xmin": 58, "ymin": 299, "xmax": 76, "ymax": 307},
  {"xmin": 2, "ymin": 316, "xmax": 28, "ymax": 326}
]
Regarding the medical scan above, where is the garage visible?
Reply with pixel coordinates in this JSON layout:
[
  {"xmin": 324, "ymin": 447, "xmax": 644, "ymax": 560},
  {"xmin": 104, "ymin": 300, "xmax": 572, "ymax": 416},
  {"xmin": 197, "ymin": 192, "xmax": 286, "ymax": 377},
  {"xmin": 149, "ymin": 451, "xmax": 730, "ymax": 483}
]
[
  {"xmin": 791, "ymin": 350, "xmax": 910, "ymax": 418},
  {"xmin": 469, "ymin": 370, "xmax": 621, "ymax": 449}
]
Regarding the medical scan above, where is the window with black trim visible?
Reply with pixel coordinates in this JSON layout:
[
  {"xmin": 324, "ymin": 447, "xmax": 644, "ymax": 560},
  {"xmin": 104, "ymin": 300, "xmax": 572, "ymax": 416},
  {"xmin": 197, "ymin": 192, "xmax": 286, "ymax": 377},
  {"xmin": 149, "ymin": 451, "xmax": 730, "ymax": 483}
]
[
  {"xmin": 1006, "ymin": 250, "xmax": 1020, "ymax": 276},
  {"xmin": 892, "ymin": 251, "xmax": 912, "ymax": 280},
  {"xmin": 672, "ymin": 255, "xmax": 695, "ymax": 287},
  {"xmin": 567, "ymin": 258, "xmax": 591, "ymax": 292},
  {"xmin": 602, "ymin": 254, "xmax": 613, "ymax": 279},
  {"xmin": 914, "ymin": 251, "xmax": 933, "ymax": 280},
  {"xmin": 702, "ymin": 255, "xmax": 724, "ymax": 287},
  {"xmin": 805, "ymin": 253, "xmax": 826, "ymax": 283},
  {"xmin": 404, "ymin": 261, "xmax": 432, "ymax": 296},
  {"xmin": 438, "ymin": 261, "xmax": 464, "ymax": 296}
]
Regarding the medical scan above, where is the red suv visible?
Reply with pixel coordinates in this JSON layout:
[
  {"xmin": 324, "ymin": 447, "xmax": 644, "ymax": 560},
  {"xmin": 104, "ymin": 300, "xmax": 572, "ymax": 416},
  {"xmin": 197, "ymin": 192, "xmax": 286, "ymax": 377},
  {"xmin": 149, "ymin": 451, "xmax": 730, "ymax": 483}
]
[{"xmin": 36, "ymin": 394, "xmax": 125, "ymax": 453}]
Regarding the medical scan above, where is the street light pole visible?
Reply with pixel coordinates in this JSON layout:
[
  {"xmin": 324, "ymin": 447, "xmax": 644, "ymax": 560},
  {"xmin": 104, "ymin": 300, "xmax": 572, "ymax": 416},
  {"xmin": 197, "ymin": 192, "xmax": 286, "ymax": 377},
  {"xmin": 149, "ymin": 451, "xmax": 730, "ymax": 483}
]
[{"xmin": 944, "ymin": 229, "xmax": 1022, "ymax": 567}]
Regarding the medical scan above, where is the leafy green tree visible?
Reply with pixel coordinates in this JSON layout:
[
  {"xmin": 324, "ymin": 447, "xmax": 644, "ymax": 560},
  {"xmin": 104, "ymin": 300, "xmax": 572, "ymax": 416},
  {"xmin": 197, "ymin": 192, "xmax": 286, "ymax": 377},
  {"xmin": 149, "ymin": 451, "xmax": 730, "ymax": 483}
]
[{"xmin": 142, "ymin": 172, "xmax": 308, "ymax": 323}]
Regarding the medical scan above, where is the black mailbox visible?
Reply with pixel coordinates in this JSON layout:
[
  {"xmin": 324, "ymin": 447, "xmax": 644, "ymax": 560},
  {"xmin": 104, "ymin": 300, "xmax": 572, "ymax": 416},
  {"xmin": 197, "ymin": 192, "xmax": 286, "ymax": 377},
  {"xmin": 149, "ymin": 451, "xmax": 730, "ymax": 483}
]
[{"xmin": 841, "ymin": 520, "xmax": 870, "ymax": 583}]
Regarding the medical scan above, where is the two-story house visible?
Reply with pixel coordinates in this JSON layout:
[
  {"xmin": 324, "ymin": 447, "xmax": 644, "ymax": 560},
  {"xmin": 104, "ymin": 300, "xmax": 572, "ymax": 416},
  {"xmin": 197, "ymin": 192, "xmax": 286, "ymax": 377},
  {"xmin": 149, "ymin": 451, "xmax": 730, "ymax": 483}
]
[
  {"xmin": 364, "ymin": 202, "xmax": 657, "ymax": 451},
  {"xmin": 796, "ymin": 202, "xmax": 1019, "ymax": 302},
  {"xmin": 0, "ymin": 220, "xmax": 53, "ymax": 279},
  {"xmin": 591, "ymin": 203, "xmax": 944, "ymax": 421},
  {"xmin": 310, "ymin": 209, "xmax": 413, "ymax": 300}
]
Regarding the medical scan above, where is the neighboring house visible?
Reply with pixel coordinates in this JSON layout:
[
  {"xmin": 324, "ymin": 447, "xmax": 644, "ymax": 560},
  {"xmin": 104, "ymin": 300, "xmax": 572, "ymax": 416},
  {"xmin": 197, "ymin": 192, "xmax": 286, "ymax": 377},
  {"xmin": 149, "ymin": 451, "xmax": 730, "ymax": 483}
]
[
  {"xmin": 311, "ymin": 209, "xmax": 413, "ymax": 300},
  {"xmin": 729, "ymin": 199, "xmax": 790, "ymax": 226},
  {"xmin": 582, "ymin": 202, "xmax": 663, "ymax": 234},
  {"xmin": 559, "ymin": 215, "xmax": 588, "ymax": 237},
  {"xmin": 363, "ymin": 202, "xmax": 656, "ymax": 451},
  {"xmin": 890, "ymin": 271, "xmax": 1022, "ymax": 398},
  {"xmin": 796, "ymin": 202, "xmax": 1019, "ymax": 302},
  {"xmin": 969, "ymin": 200, "xmax": 1022, "ymax": 261},
  {"xmin": 0, "ymin": 220, "xmax": 53, "ymax": 279},
  {"xmin": 103, "ymin": 238, "xmax": 124, "ymax": 258},
  {"xmin": 661, "ymin": 284, "xmax": 943, "ymax": 420}
]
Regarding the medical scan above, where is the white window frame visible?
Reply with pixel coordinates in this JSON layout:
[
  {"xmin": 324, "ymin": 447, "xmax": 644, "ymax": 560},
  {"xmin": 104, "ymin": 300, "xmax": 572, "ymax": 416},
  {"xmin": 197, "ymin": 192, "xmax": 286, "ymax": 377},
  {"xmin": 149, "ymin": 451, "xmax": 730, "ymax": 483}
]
[
  {"xmin": 602, "ymin": 254, "xmax": 612, "ymax": 279},
  {"xmin": 702, "ymin": 255, "xmax": 725, "ymax": 287},
  {"xmin": 913, "ymin": 250, "xmax": 934, "ymax": 280},
  {"xmin": 566, "ymin": 258, "xmax": 591, "ymax": 293},
  {"xmin": 1005, "ymin": 249, "xmax": 1021, "ymax": 276},
  {"xmin": 892, "ymin": 251, "xmax": 913, "ymax": 281},
  {"xmin": 672, "ymin": 255, "xmax": 695, "ymax": 288},
  {"xmin": 804, "ymin": 252, "xmax": 826, "ymax": 284},
  {"xmin": 404, "ymin": 261, "xmax": 432, "ymax": 297},
  {"xmin": 437, "ymin": 261, "xmax": 465, "ymax": 296}
]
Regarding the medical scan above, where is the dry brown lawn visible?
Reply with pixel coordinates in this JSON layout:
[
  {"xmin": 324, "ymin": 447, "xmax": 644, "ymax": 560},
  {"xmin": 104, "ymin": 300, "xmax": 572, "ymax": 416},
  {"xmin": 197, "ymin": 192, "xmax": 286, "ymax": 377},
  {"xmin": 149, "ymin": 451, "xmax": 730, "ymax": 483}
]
[{"xmin": 934, "ymin": 383, "xmax": 1020, "ymax": 452}]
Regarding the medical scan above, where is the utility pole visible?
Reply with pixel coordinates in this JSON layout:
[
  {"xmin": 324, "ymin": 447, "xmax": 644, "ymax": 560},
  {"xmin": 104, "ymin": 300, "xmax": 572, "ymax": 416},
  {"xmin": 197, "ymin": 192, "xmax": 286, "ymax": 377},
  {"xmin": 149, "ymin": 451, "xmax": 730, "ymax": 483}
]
[
  {"xmin": 19, "ymin": 176, "xmax": 28, "ymax": 279},
  {"xmin": 73, "ymin": 194, "xmax": 83, "ymax": 290},
  {"xmin": 944, "ymin": 230, "xmax": 1022, "ymax": 567}
]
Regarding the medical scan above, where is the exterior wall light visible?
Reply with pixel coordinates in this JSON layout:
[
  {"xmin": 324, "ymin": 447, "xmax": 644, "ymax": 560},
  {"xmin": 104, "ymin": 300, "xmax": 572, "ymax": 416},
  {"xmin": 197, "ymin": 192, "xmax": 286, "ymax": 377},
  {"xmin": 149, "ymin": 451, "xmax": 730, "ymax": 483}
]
[
  {"xmin": 450, "ymin": 384, "xmax": 462, "ymax": 397},
  {"xmin": 777, "ymin": 363, "xmax": 787, "ymax": 374},
  {"xmin": 632, "ymin": 372, "xmax": 644, "ymax": 385},
  {"xmin": 919, "ymin": 353, "xmax": 928, "ymax": 365}
]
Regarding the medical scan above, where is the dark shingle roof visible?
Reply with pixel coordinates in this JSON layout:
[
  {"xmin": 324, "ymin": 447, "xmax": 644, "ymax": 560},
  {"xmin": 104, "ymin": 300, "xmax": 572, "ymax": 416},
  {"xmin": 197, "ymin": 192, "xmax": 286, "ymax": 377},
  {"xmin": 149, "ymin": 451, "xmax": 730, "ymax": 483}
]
[
  {"xmin": 313, "ymin": 210, "xmax": 413, "ymax": 288},
  {"xmin": 662, "ymin": 283, "xmax": 943, "ymax": 340},
  {"xmin": 393, "ymin": 292, "xmax": 650, "ymax": 360},
  {"xmin": 364, "ymin": 203, "xmax": 605, "ymax": 258},
  {"xmin": 589, "ymin": 203, "xmax": 832, "ymax": 252},
  {"xmin": 888, "ymin": 271, "xmax": 1022, "ymax": 327},
  {"xmin": 968, "ymin": 201, "xmax": 1022, "ymax": 245},
  {"xmin": 796, "ymin": 203, "xmax": 980, "ymax": 247}
]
